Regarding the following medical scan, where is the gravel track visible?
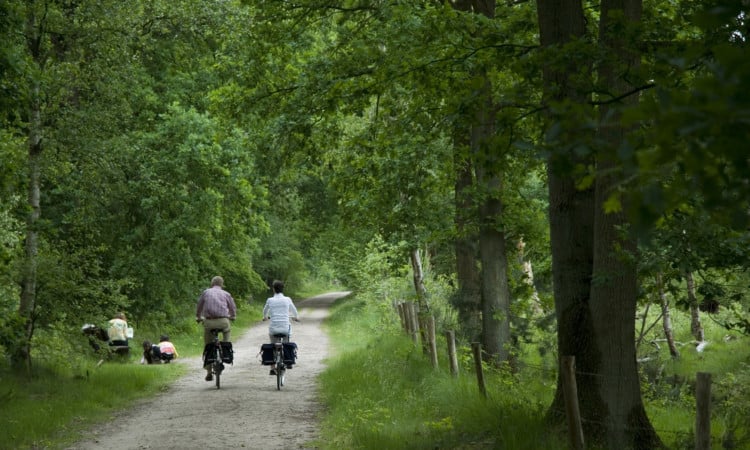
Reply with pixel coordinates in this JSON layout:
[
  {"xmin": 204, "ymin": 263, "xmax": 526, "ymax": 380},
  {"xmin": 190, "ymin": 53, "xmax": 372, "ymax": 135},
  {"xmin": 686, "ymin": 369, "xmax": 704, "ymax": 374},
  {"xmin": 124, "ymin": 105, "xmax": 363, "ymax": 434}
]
[{"xmin": 66, "ymin": 291, "xmax": 350, "ymax": 450}]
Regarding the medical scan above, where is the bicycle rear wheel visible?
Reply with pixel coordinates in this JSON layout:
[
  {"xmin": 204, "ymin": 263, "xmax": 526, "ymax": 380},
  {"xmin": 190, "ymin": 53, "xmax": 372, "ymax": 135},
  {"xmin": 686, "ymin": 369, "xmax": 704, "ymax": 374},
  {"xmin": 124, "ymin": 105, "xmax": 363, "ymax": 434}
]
[{"xmin": 214, "ymin": 348, "xmax": 222, "ymax": 389}]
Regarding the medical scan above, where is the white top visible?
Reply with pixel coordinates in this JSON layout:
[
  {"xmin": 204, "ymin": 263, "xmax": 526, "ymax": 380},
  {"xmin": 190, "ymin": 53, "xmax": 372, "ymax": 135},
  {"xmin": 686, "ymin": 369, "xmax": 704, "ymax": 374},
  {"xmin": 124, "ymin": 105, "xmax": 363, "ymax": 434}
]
[{"xmin": 262, "ymin": 293, "xmax": 298, "ymax": 335}]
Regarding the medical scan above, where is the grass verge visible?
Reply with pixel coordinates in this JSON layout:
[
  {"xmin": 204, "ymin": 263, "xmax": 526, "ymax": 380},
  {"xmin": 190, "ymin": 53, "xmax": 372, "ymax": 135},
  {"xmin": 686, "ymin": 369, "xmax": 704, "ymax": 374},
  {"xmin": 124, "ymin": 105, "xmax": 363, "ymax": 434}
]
[
  {"xmin": 315, "ymin": 295, "xmax": 567, "ymax": 449},
  {"xmin": 316, "ymin": 295, "xmax": 750, "ymax": 449},
  {"xmin": 0, "ymin": 304, "xmax": 263, "ymax": 449}
]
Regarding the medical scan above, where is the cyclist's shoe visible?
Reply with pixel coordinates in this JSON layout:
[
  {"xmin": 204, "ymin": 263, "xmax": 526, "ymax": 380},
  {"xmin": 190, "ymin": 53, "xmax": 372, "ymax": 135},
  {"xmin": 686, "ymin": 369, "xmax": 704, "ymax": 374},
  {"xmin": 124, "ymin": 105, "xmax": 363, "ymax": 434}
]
[
  {"xmin": 269, "ymin": 369, "xmax": 276, "ymax": 375},
  {"xmin": 205, "ymin": 373, "xmax": 213, "ymax": 381}
]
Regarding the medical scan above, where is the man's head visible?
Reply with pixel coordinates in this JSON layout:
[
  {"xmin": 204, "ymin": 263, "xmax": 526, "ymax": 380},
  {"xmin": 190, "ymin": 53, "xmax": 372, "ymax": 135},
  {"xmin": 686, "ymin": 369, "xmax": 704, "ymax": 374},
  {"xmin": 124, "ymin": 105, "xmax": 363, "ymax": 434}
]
[
  {"xmin": 272, "ymin": 279, "xmax": 284, "ymax": 294},
  {"xmin": 211, "ymin": 276, "xmax": 224, "ymax": 287}
]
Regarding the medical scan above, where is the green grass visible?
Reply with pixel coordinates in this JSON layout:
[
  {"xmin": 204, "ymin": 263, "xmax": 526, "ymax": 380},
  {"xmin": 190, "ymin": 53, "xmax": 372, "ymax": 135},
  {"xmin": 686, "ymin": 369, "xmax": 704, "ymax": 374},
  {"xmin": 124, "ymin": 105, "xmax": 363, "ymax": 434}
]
[
  {"xmin": 315, "ymin": 295, "xmax": 750, "ymax": 449},
  {"xmin": 639, "ymin": 306, "xmax": 750, "ymax": 449},
  {"xmin": 0, "ymin": 304, "xmax": 264, "ymax": 450},
  {"xmin": 0, "ymin": 361, "xmax": 186, "ymax": 449},
  {"xmin": 315, "ymin": 296, "xmax": 567, "ymax": 449}
]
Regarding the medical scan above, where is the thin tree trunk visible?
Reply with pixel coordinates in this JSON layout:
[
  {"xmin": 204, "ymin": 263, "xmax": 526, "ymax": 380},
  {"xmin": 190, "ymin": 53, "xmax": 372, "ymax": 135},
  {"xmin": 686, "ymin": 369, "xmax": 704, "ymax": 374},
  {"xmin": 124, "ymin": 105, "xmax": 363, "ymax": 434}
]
[
  {"xmin": 410, "ymin": 248, "xmax": 428, "ymax": 310},
  {"xmin": 15, "ymin": 5, "xmax": 45, "ymax": 374},
  {"xmin": 686, "ymin": 271, "xmax": 705, "ymax": 342},
  {"xmin": 517, "ymin": 238, "xmax": 542, "ymax": 314},
  {"xmin": 410, "ymin": 248, "xmax": 431, "ymax": 353},
  {"xmin": 657, "ymin": 273, "xmax": 680, "ymax": 358}
]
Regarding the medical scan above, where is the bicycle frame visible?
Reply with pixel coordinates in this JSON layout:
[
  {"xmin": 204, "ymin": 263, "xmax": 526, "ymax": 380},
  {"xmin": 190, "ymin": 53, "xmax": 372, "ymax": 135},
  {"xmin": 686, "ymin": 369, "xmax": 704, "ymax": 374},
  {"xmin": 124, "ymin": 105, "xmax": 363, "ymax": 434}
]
[
  {"xmin": 208, "ymin": 329, "xmax": 224, "ymax": 389},
  {"xmin": 271, "ymin": 334, "xmax": 288, "ymax": 390}
]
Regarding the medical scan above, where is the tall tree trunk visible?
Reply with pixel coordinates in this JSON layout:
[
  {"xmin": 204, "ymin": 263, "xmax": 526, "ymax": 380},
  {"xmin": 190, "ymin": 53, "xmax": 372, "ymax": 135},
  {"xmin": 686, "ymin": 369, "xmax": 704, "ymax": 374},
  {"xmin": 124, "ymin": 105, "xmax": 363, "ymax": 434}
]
[
  {"xmin": 477, "ymin": 166, "xmax": 511, "ymax": 364},
  {"xmin": 657, "ymin": 273, "xmax": 680, "ymax": 358},
  {"xmin": 454, "ymin": 133, "xmax": 482, "ymax": 341},
  {"xmin": 685, "ymin": 271, "xmax": 705, "ymax": 342},
  {"xmin": 474, "ymin": 74, "xmax": 511, "ymax": 364},
  {"xmin": 451, "ymin": 0, "xmax": 511, "ymax": 364},
  {"xmin": 473, "ymin": 36, "xmax": 511, "ymax": 365},
  {"xmin": 536, "ymin": 0, "xmax": 599, "ymax": 428},
  {"xmin": 589, "ymin": 0, "xmax": 662, "ymax": 447}
]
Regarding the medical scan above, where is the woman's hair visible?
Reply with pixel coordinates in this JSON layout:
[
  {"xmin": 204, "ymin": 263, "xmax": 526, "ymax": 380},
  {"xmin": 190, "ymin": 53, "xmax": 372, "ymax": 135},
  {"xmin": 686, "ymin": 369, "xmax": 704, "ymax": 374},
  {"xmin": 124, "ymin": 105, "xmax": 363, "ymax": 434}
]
[
  {"xmin": 272, "ymin": 280, "xmax": 284, "ymax": 294},
  {"xmin": 160, "ymin": 334, "xmax": 169, "ymax": 342}
]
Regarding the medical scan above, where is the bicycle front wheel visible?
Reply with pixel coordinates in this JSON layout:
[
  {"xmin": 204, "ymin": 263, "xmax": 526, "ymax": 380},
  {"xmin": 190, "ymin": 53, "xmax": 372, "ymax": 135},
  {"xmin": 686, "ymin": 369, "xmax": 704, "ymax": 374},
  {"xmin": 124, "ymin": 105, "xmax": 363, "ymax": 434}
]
[{"xmin": 276, "ymin": 363, "xmax": 284, "ymax": 390}]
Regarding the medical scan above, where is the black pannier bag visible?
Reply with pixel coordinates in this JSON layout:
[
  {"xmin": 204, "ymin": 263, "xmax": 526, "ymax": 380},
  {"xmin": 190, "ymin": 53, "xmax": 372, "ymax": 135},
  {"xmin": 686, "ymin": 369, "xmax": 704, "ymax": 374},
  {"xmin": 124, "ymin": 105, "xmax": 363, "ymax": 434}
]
[
  {"xmin": 220, "ymin": 341, "xmax": 233, "ymax": 364},
  {"xmin": 202, "ymin": 343, "xmax": 216, "ymax": 366},
  {"xmin": 260, "ymin": 343, "xmax": 275, "ymax": 365},
  {"xmin": 283, "ymin": 342, "xmax": 297, "ymax": 366}
]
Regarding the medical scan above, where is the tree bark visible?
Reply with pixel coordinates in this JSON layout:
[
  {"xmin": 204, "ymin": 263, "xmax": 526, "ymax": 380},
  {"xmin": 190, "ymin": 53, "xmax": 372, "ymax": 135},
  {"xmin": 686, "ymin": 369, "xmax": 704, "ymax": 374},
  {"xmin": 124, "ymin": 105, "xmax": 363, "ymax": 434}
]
[
  {"xmin": 589, "ymin": 0, "xmax": 662, "ymax": 447},
  {"xmin": 536, "ymin": 0, "xmax": 600, "ymax": 429},
  {"xmin": 454, "ymin": 137, "xmax": 482, "ymax": 341},
  {"xmin": 451, "ymin": 0, "xmax": 511, "ymax": 365}
]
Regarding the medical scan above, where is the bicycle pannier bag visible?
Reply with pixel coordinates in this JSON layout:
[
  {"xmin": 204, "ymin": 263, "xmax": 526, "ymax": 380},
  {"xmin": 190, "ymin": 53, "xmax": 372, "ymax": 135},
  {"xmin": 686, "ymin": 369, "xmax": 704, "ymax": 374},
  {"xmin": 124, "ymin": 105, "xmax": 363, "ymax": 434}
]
[
  {"xmin": 220, "ymin": 341, "xmax": 233, "ymax": 364},
  {"xmin": 260, "ymin": 343, "xmax": 274, "ymax": 365},
  {"xmin": 283, "ymin": 342, "xmax": 297, "ymax": 366},
  {"xmin": 202, "ymin": 343, "xmax": 216, "ymax": 365}
]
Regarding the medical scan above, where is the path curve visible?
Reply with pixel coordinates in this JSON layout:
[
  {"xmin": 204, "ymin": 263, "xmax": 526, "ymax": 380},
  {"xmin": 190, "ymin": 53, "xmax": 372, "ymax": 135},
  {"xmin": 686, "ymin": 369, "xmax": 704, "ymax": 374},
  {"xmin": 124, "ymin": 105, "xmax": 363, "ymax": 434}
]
[{"xmin": 66, "ymin": 291, "xmax": 350, "ymax": 450}]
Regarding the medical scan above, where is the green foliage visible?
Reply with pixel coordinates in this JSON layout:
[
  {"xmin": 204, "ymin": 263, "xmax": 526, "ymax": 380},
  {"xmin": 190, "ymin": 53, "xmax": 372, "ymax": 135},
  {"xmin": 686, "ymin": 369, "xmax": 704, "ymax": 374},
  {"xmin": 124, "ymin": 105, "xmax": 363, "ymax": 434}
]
[{"xmin": 629, "ymin": 0, "xmax": 750, "ymax": 231}]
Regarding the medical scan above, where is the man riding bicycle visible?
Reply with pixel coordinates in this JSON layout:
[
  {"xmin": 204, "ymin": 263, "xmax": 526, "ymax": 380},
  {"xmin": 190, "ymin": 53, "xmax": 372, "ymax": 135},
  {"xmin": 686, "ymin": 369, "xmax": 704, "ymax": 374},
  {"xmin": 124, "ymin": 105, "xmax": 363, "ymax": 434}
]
[{"xmin": 196, "ymin": 275, "xmax": 236, "ymax": 381}]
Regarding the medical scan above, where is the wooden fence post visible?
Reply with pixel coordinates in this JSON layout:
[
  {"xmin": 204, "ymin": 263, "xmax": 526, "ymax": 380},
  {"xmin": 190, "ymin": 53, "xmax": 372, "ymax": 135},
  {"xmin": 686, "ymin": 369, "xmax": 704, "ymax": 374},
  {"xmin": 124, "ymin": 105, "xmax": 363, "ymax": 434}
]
[
  {"xmin": 561, "ymin": 356, "xmax": 584, "ymax": 450},
  {"xmin": 409, "ymin": 302, "xmax": 420, "ymax": 345},
  {"xmin": 445, "ymin": 330, "xmax": 458, "ymax": 377},
  {"xmin": 427, "ymin": 315, "xmax": 438, "ymax": 369},
  {"xmin": 397, "ymin": 302, "xmax": 407, "ymax": 333},
  {"xmin": 471, "ymin": 342, "xmax": 487, "ymax": 398},
  {"xmin": 695, "ymin": 372, "xmax": 711, "ymax": 450}
]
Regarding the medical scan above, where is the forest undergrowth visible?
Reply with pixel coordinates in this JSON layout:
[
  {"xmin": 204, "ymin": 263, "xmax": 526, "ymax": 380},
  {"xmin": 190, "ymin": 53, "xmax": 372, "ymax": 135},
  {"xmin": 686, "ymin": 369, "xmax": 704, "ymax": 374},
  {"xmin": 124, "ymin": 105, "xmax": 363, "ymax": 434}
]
[{"xmin": 315, "ymin": 294, "xmax": 750, "ymax": 450}]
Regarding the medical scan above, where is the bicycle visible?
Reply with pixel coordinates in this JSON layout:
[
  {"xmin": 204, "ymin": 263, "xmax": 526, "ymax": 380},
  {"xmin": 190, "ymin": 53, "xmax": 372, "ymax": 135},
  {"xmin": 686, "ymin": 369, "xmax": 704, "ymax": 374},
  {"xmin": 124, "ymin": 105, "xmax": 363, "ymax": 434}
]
[
  {"xmin": 270, "ymin": 333, "xmax": 289, "ymax": 390},
  {"xmin": 260, "ymin": 318, "xmax": 299, "ymax": 390},
  {"xmin": 204, "ymin": 328, "xmax": 225, "ymax": 389}
]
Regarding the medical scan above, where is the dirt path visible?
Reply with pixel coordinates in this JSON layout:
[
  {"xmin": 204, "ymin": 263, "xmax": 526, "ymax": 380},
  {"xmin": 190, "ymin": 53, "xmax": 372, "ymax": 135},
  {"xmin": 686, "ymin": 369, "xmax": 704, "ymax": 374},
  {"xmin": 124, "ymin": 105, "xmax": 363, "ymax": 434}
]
[{"xmin": 67, "ymin": 291, "xmax": 350, "ymax": 450}]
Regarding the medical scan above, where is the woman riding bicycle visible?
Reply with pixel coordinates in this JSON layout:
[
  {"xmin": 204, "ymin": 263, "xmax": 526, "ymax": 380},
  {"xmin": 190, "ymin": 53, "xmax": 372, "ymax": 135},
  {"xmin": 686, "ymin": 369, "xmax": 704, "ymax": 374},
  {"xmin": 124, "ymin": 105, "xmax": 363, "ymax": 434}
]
[{"xmin": 262, "ymin": 280, "xmax": 299, "ymax": 343}]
